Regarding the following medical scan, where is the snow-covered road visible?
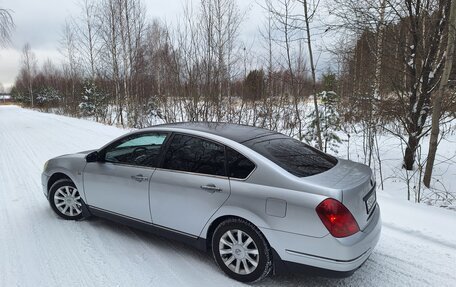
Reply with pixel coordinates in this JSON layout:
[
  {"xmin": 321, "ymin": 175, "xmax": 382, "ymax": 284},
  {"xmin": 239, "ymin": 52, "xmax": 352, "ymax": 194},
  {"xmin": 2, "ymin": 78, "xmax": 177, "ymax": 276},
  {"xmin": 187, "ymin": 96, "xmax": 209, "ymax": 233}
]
[{"xmin": 1, "ymin": 105, "xmax": 455, "ymax": 287}]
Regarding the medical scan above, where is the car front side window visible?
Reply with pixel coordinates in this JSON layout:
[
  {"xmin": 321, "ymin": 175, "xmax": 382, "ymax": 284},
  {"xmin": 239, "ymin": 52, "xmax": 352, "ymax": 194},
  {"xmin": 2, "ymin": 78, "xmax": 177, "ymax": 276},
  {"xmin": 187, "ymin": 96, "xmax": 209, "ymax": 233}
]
[
  {"xmin": 104, "ymin": 133, "xmax": 167, "ymax": 167},
  {"xmin": 162, "ymin": 134, "xmax": 226, "ymax": 176}
]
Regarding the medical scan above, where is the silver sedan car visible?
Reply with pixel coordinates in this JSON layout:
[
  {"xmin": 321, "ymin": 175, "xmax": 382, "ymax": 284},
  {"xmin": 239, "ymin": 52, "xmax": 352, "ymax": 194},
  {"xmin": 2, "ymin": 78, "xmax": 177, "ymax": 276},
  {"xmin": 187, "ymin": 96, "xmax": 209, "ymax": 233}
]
[{"xmin": 42, "ymin": 122, "xmax": 381, "ymax": 283}]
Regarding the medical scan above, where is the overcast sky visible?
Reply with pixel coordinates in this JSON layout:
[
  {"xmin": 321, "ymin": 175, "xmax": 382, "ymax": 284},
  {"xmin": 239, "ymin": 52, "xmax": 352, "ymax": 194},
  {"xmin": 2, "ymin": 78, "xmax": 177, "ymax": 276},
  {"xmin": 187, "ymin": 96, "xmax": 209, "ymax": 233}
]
[{"xmin": 0, "ymin": 0, "xmax": 333, "ymax": 91}]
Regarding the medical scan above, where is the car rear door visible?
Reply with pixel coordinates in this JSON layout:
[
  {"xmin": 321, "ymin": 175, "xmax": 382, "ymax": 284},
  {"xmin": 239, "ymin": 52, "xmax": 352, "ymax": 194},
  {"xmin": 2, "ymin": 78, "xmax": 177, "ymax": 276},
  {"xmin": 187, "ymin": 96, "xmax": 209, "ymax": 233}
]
[
  {"xmin": 149, "ymin": 133, "xmax": 230, "ymax": 236},
  {"xmin": 83, "ymin": 132, "xmax": 168, "ymax": 222}
]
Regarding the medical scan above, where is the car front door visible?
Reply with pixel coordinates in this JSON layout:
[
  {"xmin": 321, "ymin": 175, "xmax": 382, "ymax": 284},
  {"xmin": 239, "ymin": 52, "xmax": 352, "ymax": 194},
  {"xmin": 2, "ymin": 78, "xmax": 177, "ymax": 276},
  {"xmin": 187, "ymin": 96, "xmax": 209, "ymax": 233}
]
[
  {"xmin": 149, "ymin": 134, "xmax": 230, "ymax": 236},
  {"xmin": 83, "ymin": 132, "xmax": 168, "ymax": 222}
]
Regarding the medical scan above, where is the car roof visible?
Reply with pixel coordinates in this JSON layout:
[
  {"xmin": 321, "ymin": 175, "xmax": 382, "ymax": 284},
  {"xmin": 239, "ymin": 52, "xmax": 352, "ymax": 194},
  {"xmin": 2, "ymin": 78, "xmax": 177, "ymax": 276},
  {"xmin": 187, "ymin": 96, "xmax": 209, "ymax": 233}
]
[{"xmin": 151, "ymin": 122, "xmax": 283, "ymax": 144}]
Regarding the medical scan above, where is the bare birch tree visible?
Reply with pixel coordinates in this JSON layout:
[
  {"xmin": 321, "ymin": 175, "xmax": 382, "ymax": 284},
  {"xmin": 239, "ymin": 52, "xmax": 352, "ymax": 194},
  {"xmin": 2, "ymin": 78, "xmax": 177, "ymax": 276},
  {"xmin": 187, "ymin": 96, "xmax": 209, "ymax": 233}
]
[
  {"xmin": 98, "ymin": 0, "xmax": 123, "ymax": 125},
  {"xmin": 20, "ymin": 43, "xmax": 37, "ymax": 107},
  {"xmin": 264, "ymin": 0, "xmax": 303, "ymax": 136},
  {"xmin": 0, "ymin": 8, "xmax": 14, "ymax": 46},
  {"xmin": 74, "ymin": 0, "xmax": 100, "ymax": 79},
  {"xmin": 175, "ymin": 2, "xmax": 204, "ymax": 121},
  {"xmin": 197, "ymin": 0, "xmax": 243, "ymax": 120},
  {"xmin": 423, "ymin": 0, "xmax": 456, "ymax": 187},
  {"xmin": 300, "ymin": 0, "xmax": 323, "ymax": 150},
  {"xmin": 60, "ymin": 21, "xmax": 81, "ymax": 114}
]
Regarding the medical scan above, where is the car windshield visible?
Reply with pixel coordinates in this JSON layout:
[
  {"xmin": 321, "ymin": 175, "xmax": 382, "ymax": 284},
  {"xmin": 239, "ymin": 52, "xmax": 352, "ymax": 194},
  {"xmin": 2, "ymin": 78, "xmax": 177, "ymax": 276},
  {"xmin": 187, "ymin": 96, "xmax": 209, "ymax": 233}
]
[{"xmin": 245, "ymin": 136, "xmax": 338, "ymax": 177}]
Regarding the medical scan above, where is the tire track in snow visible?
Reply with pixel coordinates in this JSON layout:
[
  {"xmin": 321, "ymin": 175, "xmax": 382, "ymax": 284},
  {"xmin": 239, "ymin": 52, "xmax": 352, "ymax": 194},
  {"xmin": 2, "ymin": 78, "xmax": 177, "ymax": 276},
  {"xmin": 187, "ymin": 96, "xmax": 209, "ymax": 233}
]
[
  {"xmin": 70, "ymin": 220, "xmax": 113, "ymax": 286},
  {"xmin": 382, "ymin": 222, "xmax": 456, "ymax": 250}
]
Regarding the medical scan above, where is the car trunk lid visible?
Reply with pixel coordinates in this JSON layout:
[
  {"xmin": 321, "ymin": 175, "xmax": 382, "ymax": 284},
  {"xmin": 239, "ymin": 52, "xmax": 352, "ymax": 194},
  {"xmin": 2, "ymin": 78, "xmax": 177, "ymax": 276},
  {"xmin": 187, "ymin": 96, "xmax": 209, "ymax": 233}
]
[{"xmin": 303, "ymin": 159, "xmax": 376, "ymax": 231}]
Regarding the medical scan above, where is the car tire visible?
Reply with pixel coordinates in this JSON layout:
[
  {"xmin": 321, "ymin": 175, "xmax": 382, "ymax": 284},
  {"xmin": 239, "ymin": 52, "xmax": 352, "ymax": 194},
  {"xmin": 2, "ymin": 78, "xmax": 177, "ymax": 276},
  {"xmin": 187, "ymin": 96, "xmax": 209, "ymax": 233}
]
[
  {"xmin": 212, "ymin": 218, "xmax": 272, "ymax": 283},
  {"xmin": 49, "ymin": 178, "xmax": 83, "ymax": 220}
]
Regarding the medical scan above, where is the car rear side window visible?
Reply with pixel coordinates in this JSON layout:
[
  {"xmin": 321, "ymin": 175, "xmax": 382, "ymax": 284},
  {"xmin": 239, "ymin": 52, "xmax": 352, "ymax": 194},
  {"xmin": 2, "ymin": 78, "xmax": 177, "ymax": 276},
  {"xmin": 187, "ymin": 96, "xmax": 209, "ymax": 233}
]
[
  {"xmin": 246, "ymin": 136, "xmax": 337, "ymax": 177},
  {"xmin": 226, "ymin": 148, "xmax": 255, "ymax": 179},
  {"xmin": 163, "ymin": 134, "xmax": 226, "ymax": 176}
]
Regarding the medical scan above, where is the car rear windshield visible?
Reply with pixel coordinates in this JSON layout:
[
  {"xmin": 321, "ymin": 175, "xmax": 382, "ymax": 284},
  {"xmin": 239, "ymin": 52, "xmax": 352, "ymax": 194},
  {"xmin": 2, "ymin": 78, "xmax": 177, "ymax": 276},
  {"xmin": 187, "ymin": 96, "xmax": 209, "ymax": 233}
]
[{"xmin": 245, "ymin": 136, "xmax": 338, "ymax": 177}]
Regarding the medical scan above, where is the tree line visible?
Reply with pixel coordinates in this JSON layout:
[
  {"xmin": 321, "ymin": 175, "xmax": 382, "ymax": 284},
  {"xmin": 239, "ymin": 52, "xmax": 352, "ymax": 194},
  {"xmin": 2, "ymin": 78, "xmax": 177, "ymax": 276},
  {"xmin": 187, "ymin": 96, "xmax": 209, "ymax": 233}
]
[{"xmin": 4, "ymin": 0, "xmax": 456, "ymax": 191}]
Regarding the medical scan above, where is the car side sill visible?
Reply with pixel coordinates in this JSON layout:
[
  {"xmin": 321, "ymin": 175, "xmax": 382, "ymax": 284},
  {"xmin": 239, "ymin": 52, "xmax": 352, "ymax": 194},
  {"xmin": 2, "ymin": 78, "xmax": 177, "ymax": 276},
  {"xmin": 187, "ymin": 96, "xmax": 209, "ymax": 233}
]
[{"xmin": 87, "ymin": 206, "xmax": 207, "ymax": 251}]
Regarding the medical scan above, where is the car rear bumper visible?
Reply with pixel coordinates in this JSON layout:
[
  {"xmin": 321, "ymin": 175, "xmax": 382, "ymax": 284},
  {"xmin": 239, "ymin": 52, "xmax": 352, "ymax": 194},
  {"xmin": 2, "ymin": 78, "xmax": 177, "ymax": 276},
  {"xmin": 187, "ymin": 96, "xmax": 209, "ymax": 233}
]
[{"xmin": 261, "ymin": 204, "xmax": 381, "ymax": 275}]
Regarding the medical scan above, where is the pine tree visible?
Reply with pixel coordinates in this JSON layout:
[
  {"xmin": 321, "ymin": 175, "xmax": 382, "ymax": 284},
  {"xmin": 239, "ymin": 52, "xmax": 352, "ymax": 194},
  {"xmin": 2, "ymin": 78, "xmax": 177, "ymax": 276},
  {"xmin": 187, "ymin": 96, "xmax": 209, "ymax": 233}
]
[
  {"xmin": 305, "ymin": 73, "xmax": 342, "ymax": 153},
  {"xmin": 35, "ymin": 87, "xmax": 60, "ymax": 106},
  {"xmin": 79, "ymin": 79, "xmax": 107, "ymax": 121}
]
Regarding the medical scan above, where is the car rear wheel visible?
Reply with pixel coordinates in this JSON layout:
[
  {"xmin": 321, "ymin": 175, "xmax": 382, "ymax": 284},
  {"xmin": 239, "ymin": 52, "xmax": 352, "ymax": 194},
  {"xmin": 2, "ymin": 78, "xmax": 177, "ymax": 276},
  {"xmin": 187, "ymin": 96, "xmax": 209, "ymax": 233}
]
[
  {"xmin": 49, "ymin": 179, "xmax": 83, "ymax": 220},
  {"xmin": 212, "ymin": 218, "xmax": 272, "ymax": 283}
]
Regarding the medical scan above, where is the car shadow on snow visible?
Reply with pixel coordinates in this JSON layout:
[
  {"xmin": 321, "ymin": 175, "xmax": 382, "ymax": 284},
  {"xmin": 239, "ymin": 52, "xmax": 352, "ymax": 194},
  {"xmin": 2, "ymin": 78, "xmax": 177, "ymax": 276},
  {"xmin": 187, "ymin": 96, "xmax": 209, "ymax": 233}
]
[{"xmin": 79, "ymin": 216, "xmax": 376, "ymax": 286}]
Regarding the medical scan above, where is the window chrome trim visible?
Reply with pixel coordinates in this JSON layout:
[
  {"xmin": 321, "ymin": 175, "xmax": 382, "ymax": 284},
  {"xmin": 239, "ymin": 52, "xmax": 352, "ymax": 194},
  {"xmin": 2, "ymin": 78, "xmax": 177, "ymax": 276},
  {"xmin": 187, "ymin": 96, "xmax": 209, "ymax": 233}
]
[
  {"xmin": 154, "ymin": 167, "xmax": 230, "ymax": 180},
  {"xmin": 227, "ymin": 164, "xmax": 257, "ymax": 182},
  {"xmin": 102, "ymin": 161, "xmax": 158, "ymax": 171}
]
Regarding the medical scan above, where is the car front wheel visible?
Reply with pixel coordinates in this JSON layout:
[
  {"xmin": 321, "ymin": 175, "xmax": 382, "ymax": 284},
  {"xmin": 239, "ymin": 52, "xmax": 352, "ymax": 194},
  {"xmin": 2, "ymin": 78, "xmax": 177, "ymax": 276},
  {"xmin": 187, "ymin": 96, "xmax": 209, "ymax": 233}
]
[
  {"xmin": 212, "ymin": 218, "xmax": 272, "ymax": 283},
  {"xmin": 49, "ymin": 178, "xmax": 83, "ymax": 220}
]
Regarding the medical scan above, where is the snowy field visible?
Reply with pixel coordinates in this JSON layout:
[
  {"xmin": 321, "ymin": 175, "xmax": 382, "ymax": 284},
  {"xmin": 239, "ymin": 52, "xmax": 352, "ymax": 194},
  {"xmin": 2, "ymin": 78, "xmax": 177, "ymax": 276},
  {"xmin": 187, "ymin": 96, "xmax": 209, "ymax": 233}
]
[{"xmin": 1, "ymin": 105, "xmax": 455, "ymax": 287}]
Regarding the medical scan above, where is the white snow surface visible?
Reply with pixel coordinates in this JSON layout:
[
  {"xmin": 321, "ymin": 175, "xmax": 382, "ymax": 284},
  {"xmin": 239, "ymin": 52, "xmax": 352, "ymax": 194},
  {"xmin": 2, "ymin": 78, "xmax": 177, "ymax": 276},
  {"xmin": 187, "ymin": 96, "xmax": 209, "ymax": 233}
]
[{"xmin": 1, "ymin": 105, "xmax": 455, "ymax": 286}]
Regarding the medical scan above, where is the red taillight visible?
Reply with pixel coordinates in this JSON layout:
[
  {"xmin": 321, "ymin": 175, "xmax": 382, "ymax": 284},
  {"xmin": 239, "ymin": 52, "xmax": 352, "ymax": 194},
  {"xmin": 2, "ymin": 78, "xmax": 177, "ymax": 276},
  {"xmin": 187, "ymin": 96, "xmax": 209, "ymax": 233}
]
[{"xmin": 316, "ymin": 198, "xmax": 360, "ymax": 238}]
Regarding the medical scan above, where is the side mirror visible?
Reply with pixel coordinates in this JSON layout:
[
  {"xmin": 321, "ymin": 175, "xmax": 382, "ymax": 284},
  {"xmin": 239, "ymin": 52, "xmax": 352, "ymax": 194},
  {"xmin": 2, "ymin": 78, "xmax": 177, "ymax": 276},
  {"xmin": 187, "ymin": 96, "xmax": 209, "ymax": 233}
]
[{"xmin": 86, "ymin": 151, "xmax": 100, "ymax": 163}]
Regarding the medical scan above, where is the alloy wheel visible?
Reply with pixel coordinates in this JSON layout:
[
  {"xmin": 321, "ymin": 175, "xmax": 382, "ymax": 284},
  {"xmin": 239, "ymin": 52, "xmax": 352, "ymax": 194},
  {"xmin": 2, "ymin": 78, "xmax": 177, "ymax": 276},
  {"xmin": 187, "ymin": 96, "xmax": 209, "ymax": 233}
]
[
  {"xmin": 219, "ymin": 229, "xmax": 260, "ymax": 275},
  {"xmin": 53, "ymin": 186, "xmax": 82, "ymax": 217}
]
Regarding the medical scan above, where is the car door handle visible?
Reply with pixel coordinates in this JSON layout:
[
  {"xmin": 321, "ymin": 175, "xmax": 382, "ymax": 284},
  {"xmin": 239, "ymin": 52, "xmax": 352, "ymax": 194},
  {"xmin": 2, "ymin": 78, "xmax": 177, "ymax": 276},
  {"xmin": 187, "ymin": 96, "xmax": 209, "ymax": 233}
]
[
  {"xmin": 200, "ymin": 184, "xmax": 222, "ymax": 193},
  {"xmin": 131, "ymin": 174, "xmax": 149, "ymax": 182}
]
